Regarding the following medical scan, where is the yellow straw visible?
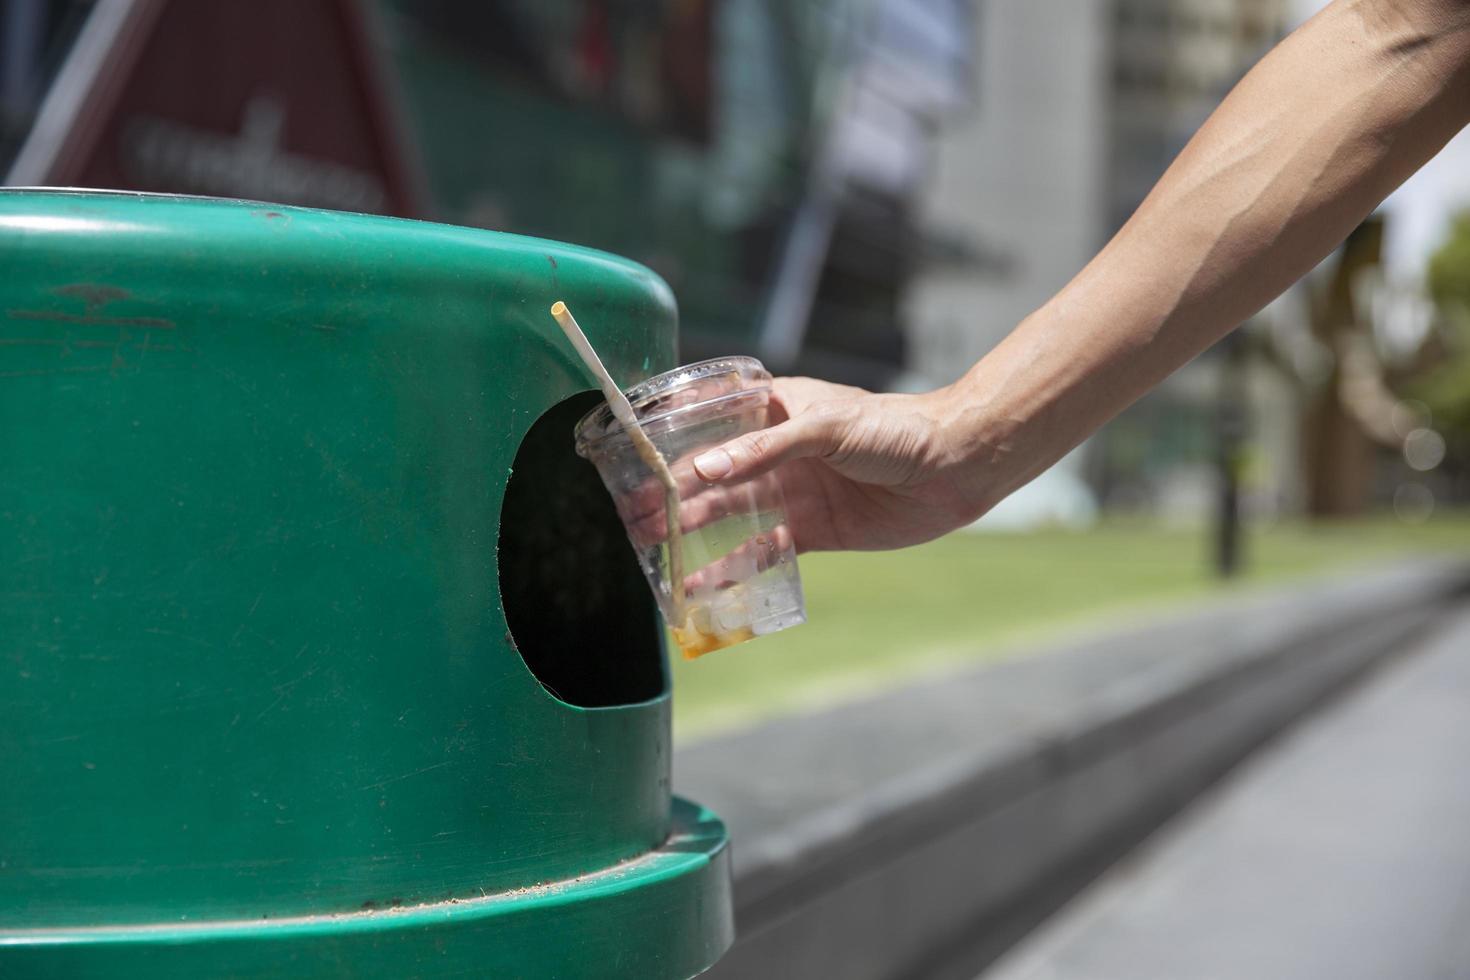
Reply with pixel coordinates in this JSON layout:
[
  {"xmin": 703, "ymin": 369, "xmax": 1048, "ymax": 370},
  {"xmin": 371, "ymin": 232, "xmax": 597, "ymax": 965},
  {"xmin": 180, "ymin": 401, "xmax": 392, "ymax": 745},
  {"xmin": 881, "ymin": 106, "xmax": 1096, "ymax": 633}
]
[{"xmin": 550, "ymin": 301, "xmax": 684, "ymax": 623}]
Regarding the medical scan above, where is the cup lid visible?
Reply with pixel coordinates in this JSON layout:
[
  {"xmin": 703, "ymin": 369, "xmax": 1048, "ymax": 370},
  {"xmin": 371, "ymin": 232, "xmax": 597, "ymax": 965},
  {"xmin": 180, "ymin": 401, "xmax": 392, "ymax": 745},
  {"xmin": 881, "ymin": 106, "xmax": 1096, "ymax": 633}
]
[{"xmin": 574, "ymin": 356, "xmax": 771, "ymax": 452}]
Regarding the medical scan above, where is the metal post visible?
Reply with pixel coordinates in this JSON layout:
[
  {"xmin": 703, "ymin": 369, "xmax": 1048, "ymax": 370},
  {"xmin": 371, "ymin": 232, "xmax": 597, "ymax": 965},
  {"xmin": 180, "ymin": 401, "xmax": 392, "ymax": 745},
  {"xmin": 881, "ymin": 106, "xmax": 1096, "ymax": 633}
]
[{"xmin": 1214, "ymin": 330, "xmax": 1249, "ymax": 578}]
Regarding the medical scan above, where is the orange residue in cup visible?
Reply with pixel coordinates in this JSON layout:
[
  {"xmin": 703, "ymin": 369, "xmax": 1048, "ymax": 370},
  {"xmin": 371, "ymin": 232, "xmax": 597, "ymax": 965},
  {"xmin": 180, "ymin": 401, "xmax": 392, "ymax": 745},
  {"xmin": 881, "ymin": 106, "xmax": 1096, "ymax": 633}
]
[
  {"xmin": 671, "ymin": 601, "xmax": 755, "ymax": 659},
  {"xmin": 672, "ymin": 621, "xmax": 757, "ymax": 660}
]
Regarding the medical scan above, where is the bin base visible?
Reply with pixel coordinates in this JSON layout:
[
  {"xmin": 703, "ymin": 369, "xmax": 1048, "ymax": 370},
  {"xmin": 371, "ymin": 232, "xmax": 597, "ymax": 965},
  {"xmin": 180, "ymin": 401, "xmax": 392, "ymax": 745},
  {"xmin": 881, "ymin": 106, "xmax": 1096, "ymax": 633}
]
[{"xmin": 0, "ymin": 798, "xmax": 733, "ymax": 980}]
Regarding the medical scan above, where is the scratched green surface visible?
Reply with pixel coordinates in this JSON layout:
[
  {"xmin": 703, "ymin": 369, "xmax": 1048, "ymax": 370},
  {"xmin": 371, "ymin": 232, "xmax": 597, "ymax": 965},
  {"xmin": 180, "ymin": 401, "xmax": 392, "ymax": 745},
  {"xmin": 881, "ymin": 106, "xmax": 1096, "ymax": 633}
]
[{"xmin": 0, "ymin": 190, "xmax": 731, "ymax": 977}]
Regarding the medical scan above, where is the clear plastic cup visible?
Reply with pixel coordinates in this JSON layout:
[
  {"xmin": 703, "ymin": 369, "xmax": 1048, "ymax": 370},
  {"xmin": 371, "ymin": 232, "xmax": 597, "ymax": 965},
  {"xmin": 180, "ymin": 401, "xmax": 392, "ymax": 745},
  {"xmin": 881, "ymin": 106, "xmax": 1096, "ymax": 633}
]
[{"xmin": 575, "ymin": 356, "xmax": 806, "ymax": 658}]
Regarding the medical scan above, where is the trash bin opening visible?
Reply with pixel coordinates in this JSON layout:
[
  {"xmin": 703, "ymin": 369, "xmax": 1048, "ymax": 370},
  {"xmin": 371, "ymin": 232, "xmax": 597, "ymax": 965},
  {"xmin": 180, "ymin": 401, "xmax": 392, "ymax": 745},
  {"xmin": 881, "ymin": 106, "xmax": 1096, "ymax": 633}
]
[{"xmin": 498, "ymin": 391, "xmax": 666, "ymax": 707}]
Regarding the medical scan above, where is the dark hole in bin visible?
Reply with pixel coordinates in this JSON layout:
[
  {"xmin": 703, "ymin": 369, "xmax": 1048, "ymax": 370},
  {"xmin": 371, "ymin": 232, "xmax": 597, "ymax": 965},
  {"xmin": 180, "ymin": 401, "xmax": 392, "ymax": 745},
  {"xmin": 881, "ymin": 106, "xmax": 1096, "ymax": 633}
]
[{"xmin": 498, "ymin": 391, "xmax": 665, "ymax": 706}]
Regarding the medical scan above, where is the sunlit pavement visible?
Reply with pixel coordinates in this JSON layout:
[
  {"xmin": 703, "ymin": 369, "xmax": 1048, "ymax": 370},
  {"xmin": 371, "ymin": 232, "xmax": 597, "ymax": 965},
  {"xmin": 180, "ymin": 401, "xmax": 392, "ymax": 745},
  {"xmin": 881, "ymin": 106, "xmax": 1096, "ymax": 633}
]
[{"xmin": 982, "ymin": 603, "xmax": 1470, "ymax": 980}]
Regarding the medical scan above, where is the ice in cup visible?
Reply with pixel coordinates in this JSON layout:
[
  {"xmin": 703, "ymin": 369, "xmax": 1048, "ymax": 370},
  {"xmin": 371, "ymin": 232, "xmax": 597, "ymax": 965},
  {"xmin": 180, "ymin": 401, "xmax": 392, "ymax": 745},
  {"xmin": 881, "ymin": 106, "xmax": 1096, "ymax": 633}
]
[{"xmin": 574, "ymin": 357, "xmax": 806, "ymax": 658}]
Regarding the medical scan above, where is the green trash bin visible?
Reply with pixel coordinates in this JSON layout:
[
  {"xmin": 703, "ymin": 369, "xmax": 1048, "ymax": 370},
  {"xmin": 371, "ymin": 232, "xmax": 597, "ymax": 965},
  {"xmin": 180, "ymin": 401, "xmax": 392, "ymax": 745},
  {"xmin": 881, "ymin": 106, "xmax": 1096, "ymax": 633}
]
[{"xmin": 0, "ymin": 189, "xmax": 733, "ymax": 978}]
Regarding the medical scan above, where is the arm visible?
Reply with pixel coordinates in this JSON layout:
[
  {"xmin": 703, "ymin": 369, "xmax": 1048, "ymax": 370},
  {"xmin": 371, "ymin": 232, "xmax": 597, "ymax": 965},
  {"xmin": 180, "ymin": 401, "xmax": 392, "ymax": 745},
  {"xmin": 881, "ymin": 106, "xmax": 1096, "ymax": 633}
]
[
  {"xmin": 692, "ymin": 0, "xmax": 1470, "ymax": 552},
  {"xmin": 950, "ymin": 0, "xmax": 1470, "ymax": 513}
]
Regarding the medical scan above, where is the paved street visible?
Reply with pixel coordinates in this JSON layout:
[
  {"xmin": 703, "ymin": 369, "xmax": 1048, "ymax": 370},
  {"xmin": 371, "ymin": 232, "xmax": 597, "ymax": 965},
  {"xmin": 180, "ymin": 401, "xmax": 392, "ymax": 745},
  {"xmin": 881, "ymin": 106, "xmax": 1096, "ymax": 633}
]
[{"xmin": 983, "ymin": 604, "xmax": 1470, "ymax": 980}]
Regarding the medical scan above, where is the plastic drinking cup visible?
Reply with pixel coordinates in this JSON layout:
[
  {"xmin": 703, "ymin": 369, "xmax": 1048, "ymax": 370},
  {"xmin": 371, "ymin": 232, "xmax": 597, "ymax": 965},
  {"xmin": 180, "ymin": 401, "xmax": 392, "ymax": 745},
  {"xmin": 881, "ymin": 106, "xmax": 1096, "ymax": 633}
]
[{"xmin": 575, "ymin": 356, "xmax": 806, "ymax": 658}]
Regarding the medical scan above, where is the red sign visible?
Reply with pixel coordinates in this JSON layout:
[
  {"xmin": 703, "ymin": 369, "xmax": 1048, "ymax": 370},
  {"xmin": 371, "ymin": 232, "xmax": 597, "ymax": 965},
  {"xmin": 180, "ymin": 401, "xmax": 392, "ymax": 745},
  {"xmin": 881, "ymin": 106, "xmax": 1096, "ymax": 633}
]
[{"xmin": 8, "ymin": 0, "xmax": 424, "ymax": 217}]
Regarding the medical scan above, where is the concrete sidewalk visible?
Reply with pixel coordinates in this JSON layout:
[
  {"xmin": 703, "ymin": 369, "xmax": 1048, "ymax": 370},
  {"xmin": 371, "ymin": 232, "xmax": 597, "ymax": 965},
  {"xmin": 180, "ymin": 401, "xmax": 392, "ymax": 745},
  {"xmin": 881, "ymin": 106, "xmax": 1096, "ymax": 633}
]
[
  {"xmin": 679, "ymin": 560, "xmax": 1468, "ymax": 980},
  {"xmin": 983, "ymin": 604, "xmax": 1470, "ymax": 980}
]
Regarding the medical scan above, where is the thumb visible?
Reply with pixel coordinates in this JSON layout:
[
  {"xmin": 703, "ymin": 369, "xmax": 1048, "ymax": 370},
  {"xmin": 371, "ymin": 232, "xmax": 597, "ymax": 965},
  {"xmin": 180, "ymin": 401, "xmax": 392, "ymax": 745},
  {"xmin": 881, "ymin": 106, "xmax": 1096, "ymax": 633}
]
[{"xmin": 692, "ymin": 406, "xmax": 848, "ymax": 483}]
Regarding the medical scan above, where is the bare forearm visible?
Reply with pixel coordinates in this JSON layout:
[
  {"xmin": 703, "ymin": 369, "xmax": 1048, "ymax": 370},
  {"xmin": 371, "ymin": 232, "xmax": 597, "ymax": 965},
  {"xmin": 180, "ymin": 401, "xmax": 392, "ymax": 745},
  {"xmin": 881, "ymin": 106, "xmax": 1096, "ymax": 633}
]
[{"xmin": 945, "ymin": 0, "xmax": 1470, "ymax": 512}]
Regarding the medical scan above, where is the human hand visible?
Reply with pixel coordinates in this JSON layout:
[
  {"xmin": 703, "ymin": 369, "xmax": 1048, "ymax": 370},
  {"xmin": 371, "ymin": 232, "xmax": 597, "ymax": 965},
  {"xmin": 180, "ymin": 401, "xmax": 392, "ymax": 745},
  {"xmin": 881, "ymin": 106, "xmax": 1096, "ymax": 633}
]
[{"xmin": 689, "ymin": 376, "xmax": 982, "ymax": 552}]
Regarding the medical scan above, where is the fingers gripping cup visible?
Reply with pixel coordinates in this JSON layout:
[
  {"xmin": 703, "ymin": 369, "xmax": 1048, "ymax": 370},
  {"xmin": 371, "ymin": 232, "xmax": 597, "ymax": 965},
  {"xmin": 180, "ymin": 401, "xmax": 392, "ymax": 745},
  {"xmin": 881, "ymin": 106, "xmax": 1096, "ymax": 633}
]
[{"xmin": 575, "ymin": 357, "xmax": 806, "ymax": 658}]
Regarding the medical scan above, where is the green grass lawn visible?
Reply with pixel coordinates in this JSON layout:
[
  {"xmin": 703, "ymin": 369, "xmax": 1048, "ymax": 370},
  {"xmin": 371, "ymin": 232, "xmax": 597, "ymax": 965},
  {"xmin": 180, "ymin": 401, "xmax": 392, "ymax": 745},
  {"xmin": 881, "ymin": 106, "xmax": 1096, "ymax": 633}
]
[{"xmin": 670, "ymin": 514, "xmax": 1470, "ymax": 741}]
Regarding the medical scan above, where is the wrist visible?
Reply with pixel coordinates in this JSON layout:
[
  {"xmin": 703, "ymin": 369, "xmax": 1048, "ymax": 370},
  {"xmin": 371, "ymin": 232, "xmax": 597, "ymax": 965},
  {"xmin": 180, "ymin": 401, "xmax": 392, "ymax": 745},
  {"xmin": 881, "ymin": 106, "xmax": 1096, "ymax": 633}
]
[
  {"xmin": 918, "ymin": 373, "xmax": 1019, "ymax": 522},
  {"xmin": 930, "ymin": 313, "xmax": 1066, "ymax": 518}
]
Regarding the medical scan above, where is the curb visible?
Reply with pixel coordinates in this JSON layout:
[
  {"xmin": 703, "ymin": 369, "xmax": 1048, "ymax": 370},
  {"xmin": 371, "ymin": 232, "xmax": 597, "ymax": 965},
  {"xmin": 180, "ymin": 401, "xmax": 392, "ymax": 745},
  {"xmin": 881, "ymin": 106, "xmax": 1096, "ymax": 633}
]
[{"xmin": 676, "ymin": 559, "xmax": 1470, "ymax": 980}]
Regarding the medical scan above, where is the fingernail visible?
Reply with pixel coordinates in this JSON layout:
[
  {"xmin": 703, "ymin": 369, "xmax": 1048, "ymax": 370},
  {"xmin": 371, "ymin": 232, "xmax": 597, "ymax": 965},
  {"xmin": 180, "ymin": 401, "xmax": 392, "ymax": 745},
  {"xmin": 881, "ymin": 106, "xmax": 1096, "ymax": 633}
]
[{"xmin": 693, "ymin": 448, "xmax": 733, "ymax": 481}]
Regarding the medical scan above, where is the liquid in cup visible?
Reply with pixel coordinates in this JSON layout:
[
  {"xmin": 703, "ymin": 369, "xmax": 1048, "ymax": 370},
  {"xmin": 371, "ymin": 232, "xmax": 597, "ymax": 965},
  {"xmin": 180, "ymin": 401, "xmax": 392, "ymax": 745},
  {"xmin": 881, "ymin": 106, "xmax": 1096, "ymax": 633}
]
[{"xmin": 575, "ymin": 357, "xmax": 806, "ymax": 658}]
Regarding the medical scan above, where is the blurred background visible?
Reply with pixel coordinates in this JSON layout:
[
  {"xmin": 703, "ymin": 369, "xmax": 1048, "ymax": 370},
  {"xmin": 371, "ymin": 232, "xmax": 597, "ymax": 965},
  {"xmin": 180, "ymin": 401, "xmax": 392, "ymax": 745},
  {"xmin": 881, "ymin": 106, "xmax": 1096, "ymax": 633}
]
[{"xmin": 5, "ymin": 0, "xmax": 1468, "ymax": 740}]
